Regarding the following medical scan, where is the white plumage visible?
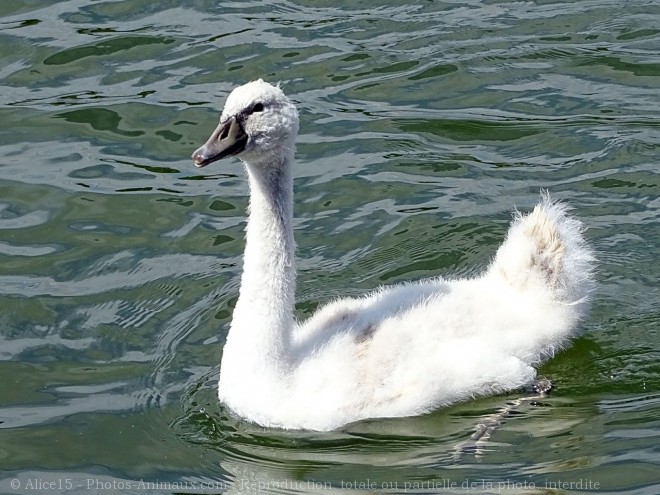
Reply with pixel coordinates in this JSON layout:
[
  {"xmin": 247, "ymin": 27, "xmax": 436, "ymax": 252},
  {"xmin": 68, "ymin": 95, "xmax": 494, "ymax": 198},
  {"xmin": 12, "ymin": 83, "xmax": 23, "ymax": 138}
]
[{"xmin": 192, "ymin": 79, "xmax": 595, "ymax": 431}]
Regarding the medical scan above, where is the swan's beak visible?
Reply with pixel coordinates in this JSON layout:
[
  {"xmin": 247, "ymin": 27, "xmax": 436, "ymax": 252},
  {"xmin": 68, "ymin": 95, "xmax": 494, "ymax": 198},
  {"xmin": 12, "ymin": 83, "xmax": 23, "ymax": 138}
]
[{"xmin": 192, "ymin": 116, "xmax": 248, "ymax": 168}]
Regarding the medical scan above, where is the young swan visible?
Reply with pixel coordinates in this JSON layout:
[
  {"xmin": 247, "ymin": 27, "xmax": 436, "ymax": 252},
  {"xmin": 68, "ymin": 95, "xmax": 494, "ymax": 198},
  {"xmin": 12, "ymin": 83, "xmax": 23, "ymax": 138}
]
[{"xmin": 192, "ymin": 79, "xmax": 595, "ymax": 431}]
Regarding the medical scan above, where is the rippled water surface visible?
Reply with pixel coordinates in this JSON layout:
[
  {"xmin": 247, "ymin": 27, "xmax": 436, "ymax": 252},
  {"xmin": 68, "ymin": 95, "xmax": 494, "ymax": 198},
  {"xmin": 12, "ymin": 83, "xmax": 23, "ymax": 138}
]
[{"xmin": 1, "ymin": 1, "xmax": 659, "ymax": 494}]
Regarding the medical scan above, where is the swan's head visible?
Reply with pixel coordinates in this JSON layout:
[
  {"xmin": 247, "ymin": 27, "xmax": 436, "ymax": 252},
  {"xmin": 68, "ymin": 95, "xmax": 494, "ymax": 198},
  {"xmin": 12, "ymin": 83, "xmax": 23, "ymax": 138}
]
[{"xmin": 192, "ymin": 79, "xmax": 299, "ymax": 168}]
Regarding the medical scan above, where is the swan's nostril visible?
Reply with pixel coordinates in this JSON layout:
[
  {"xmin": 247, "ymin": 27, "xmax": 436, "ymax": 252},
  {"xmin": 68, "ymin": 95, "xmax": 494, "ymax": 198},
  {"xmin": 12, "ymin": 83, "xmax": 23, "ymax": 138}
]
[{"xmin": 191, "ymin": 115, "xmax": 248, "ymax": 167}]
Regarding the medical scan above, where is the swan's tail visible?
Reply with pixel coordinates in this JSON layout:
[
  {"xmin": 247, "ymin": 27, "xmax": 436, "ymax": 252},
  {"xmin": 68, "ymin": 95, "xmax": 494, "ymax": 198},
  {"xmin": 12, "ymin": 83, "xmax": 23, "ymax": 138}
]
[{"xmin": 490, "ymin": 192, "xmax": 595, "ymax": 310}]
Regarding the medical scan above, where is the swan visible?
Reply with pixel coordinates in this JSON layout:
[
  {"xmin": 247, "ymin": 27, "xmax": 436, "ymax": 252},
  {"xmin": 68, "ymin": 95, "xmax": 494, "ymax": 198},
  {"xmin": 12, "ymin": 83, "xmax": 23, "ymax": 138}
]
[{"xmin": 192, "ymin": 79, "xmax": 595, "ymax": 431}]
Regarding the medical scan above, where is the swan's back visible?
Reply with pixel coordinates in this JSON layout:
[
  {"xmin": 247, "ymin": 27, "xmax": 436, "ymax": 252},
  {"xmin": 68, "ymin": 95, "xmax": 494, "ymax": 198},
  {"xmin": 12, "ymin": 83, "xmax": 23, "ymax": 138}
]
[{"xmin": 282, "ymin": 195, "xmax": 594, "ymax": 430}]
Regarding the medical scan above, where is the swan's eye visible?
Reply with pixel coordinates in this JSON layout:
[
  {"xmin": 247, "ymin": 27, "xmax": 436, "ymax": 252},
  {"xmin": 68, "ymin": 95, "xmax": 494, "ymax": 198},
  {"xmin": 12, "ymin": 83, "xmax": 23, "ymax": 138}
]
[{"xmin": 248, "ymin": 102, "xmax": 264, "ymax": 114}]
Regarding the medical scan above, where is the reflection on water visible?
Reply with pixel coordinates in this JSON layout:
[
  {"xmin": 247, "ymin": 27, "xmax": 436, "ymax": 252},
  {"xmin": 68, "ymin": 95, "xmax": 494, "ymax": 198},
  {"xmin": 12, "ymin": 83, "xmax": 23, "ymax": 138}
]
[{"xmin": 0, "ymin": 0, "xmax": 659, "ymax": 493}]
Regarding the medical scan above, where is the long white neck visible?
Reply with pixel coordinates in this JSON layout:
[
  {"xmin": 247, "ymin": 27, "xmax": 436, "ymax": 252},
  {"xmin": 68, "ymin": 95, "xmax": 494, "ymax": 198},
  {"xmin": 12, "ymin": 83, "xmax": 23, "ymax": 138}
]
[{"xmin": 220, "ymin": 148, "xmax": 296, "ymax": 383}]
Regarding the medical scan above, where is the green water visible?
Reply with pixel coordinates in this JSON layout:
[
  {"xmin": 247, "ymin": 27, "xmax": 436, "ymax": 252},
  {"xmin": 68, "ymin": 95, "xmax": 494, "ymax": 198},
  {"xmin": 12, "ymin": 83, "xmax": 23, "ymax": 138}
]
[{"xmin": 1, "ymin": 1, "xmax": 659, "ymax": 494}]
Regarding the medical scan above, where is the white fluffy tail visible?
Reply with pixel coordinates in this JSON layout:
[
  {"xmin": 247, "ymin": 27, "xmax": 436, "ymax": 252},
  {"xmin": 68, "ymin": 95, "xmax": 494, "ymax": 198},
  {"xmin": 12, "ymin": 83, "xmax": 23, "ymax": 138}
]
[{"xmin": 491, "ymin": 192, "xmax": 595, "ymax": 309}]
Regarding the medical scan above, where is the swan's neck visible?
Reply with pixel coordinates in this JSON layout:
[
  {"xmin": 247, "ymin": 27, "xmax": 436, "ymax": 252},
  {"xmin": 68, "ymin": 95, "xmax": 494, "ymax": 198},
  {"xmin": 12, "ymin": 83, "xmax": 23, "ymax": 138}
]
[{"xmin": 222, "ymin": 149, "xmax": 296, "ymax": 379}]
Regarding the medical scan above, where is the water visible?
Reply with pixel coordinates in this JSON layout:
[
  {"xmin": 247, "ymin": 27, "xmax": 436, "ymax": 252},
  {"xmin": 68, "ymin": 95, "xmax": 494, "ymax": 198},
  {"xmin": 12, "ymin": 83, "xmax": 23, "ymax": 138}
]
[{"xmin": 1, "ymin": 0, "xmax": 659, "ymax": 493}]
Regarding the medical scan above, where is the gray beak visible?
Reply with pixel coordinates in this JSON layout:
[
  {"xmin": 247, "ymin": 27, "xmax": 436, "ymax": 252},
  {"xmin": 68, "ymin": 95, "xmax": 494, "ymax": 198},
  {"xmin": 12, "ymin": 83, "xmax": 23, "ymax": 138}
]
[{"xmin": 192, "ymin": 116, "xmax": 248, "ymax": 168}]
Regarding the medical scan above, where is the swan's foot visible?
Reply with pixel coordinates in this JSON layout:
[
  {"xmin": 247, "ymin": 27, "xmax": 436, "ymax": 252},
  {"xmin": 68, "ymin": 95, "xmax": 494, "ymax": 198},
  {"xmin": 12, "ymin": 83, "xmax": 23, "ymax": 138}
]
[
  {"xmin": 525, "ymin": 376, "xmax": 552, "ymax": 395},
  {"xmin": 452, "ymin": 378, "xmax": 554, "ymax": 460}
]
